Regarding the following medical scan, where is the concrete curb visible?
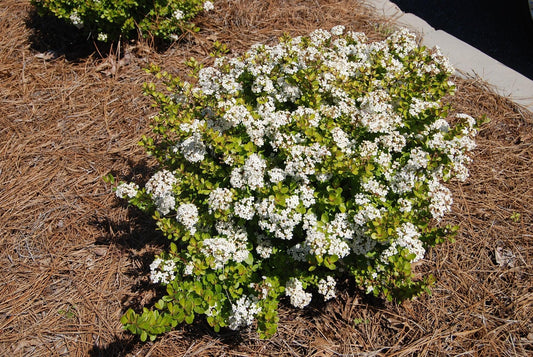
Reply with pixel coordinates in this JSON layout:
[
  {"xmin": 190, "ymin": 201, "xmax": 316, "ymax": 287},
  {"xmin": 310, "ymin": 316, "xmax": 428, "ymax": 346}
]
[{"xmin": 364, "ymin": 0, "xmax": 533, "ymax": 112}]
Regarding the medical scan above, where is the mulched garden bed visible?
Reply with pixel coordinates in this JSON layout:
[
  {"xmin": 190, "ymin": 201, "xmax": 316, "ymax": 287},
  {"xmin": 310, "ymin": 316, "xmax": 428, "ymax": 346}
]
[{"xmin": 1, "ymin": 1, "xmax": 531, "ymax": 355}]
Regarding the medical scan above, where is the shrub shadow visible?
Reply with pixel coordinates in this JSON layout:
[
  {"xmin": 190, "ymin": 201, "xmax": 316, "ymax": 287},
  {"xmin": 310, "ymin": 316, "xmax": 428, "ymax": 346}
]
[
  {"xmin": 26, "ymin": 8, "xmax": 100, "ymax": 61},
  {"xmin": 25, "ymin": 7, "xmax": 183, "ymax": 61}
]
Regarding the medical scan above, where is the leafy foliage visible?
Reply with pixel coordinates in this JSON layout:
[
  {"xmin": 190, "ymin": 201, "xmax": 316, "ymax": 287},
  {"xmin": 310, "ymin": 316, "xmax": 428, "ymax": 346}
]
[{"xmin": 31, "ymin": 0, "xmax": 215, "ymax": 42}]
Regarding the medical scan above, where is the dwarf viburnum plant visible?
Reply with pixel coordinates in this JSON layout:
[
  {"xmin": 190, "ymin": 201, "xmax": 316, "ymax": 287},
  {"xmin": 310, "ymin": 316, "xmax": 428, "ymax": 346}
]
[
  {"xmin": 113, "ymin": 27, "xmax": 479, "ymax": 340},
  {"xmin": 31, "ymin": 0, "xmax": 215, "ymax": 42}
]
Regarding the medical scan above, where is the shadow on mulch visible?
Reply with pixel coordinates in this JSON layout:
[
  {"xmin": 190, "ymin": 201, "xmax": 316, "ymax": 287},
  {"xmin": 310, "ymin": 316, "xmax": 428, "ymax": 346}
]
[
  {"xmin": 25, "ymin": 8, "xmax": 184, "ymax": 62},
  {"xmin": 88, "ymin": 280, "xmax": 380, "ymax": 357},
  {"xmin": 26, "ymin": 9, "xmax": 98, "ymax": 61},
  {"xmin": 3, "ymin": 1, "xmax": 532, "ymax": 356}
]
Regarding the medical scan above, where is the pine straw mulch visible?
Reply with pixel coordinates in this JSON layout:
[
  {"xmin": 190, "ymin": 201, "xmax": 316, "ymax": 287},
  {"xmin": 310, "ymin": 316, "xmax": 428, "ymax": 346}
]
[{"xmin": 0, "ymin": 0, "xmax": 532, "ymax": 356}]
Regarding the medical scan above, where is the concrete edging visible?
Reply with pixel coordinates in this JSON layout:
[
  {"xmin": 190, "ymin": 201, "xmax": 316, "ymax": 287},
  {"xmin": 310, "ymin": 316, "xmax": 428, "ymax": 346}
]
[{"xmin": 364, "ymin": 0, "xmax": 533, "ymax": 112}]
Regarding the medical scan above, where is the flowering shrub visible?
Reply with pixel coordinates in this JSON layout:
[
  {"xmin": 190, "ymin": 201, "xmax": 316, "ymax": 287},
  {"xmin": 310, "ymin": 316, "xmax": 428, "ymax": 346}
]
[
  {"xmin": 31, "ymin": 0, "xmax": 215, "ymax": 43},
  {"xmin": 113, "ymin": 27, "xmax": 479, "ymax": 340}
]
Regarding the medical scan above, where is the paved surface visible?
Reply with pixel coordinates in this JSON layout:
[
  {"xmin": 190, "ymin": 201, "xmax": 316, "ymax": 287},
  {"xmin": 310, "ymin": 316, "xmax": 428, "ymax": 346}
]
[
  {"xmin": 390, "ymin": 0, "xmax": 533, "ymax": 81},
  {"xmin": 364, "ymin": 0, "xmax": 533, "ymax": 112}
]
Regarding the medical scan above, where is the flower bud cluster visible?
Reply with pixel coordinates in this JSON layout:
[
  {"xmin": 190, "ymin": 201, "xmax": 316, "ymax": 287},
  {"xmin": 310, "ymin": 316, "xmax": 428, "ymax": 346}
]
[
  {"xmin": 150, "ymin": 258, "xmax": 176, "ymax": 285},
  {"xmin": 145, "ymin": 170, "xmax": 177, "ymax": 215},
  {"xmin": 318, "ymin": 276, "xmax": 337, "ymax": 301},
  {"xmin": 285, "ymin": 278, "xmax": 312, "ymax": 308},
  {"xmin": 115, "ymin": 182, "xmax": 138, "ymax": 199},
  {"xmin": 228, "ymin": 296, "xmax": 262, "ymax": 330}
]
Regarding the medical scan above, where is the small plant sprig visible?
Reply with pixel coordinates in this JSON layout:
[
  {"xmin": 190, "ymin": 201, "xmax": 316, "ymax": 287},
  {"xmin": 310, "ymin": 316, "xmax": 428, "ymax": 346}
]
[
  {"xmin": 113, "ymin": 27, "xmax": 480, "ymax": 340},
  {"xmin": 31, "ymin": 0, "xmax": 215, "ymax": 43}
]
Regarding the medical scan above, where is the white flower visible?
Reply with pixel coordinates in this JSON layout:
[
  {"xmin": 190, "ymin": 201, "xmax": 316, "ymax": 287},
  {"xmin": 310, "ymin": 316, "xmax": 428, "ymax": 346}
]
[
  {"xmin": 297, "ymin": 184, "xmax": 315, "ymax": 207},
  {"xmin": 242, "ymin": 153, "xmax": 266, "ymax": 190},
  {"xmin": 285, "ymin": 278, "xmax": 312, "ymax": 308},
  {"xmin": 115, "ymin": 182, "xmax": 138, "ymax": 199},
  {"xmin": 331, "ymin": 127, "xmax": 353, "ymax": 154},
  {"xmin": 256, "ymin": 235, "xmax": 273, "ymax": 259},
  {"xmin": 353, "ymin": 202, "xmax": 383, "ymax": 227},
  {"xmin": 268, "ymin": 168, "xmax": 286, "ymax": 183},
  {"xmin": 361, "ymin": 178, "xmax": 389, "ymax": 199},
  {"xmin": 208, "ymin": 187, "xmax": 233, "ymax": 212},
  {"xmin": 228, "ymin": 296, "xmax": 262, "ymax": 330},
  {"xmin": 398, "ymin": 198, "xmax": 413, "ymax": 213},
  {"xmin": 230, "ymin": 167, "xmax": 244, "ymax": 189},
  {"xmin": 145, "ymin": 170, "xmax": 177, "ymax": 214},
  {"xmin": 150, "ymin": 258, "xmax": 176, "ymax": 284},
  {"xmin": 183, "ymin": 262, "xmax": 194, "ymax": 276},
  {"xmin": 456, "ymin": 113, "xmax": 476, "ymax": 128},
  {"xmin": 178, "ymin": 133, "xmax": 206, "ymax": 162},
  {"xmin": 97, "ymin": 33, "xmax": 108, "ymax": 42},
  {"xmin": 309, "ymin": 29, "xmax": 331, "ymax": 46},
  {"xmin": 380, "ymin": 222, "xmax": 425, "ymax": 264},
  {"xmin": 203, "ymin": 1, "xmax": 214, "ymax": 11},
  {"xmin": 409, "ymin": 98, "xmax": 439, "ymax": 117},
  {"xmin": 234, "ymin": 196, "xmax": 255, "ymax": 220},
  {"xmin": 431, "ymin": 46, "xmax": 455, "ymax": 74},
  {"xmin": 330, "ymin": 25, "xmax": 345, "ymax": 36},
  {"xmin": 285, "ymin": 195, "xmax": 300, "ymax": 210},
  {"xmin": 201, "ymin": 224, "xmax": 249, "ymax": 269},
  {"xmin": 176, "ymin": 203, "xmax": 199, "ymax": 234},
  {"xmin": 427, "ymin": 177, "xmax": 453, "ymax": 220},
  {"xmin": 69, "ymin": 12, "xmax": 84, "ymax": 29},
  {"xmin": 255, "ymin": 197, "xmax": 302, "ymax": 240},
  {"xmin": 318, "ymin": 276, "xmax": 336, "ymax": 301},
  {"xmin": 173, "ymin": 9, "xmax": 184, "ymax": 20}
]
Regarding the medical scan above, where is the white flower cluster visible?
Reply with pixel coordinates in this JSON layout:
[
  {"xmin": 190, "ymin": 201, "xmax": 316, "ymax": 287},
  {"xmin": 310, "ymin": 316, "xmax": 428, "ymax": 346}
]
[
  {"xmin": 115, "ymin": 182, "xmax": 138, "ymax": 199},
  {"xmin": 203, "ymin": 1, "xmax": 214, "ymax": 12},
  {"xmin": 230, "ymin": 153, "xmax": 266, "ymax": 190},
  {"xmin": 427, "ymin": 113, "xmax": 477, "ymax": 182},
  {"xmin": 285, "ymin": 278, "xmax": 312, "ymax": 308},
  {"xmin": 317, "ymin": 276, "xmax": 336, "ymax": 301},
  {"xmin": 298, "ymin": 212, "xmax": 352, "ymax": 259},
  {"xmin": 145, "ymin": 170, "xmax": 177, "ymax": 215},
  {"xmin": 234, "ymin": 196, "xmax": 255, "ymax": 220},
  {"xmin": 69, "ymin": 12, "xmax": 84, "ymax": 29},
  {"xmin": 176, "ymin": 133, "xmax": 206, "ymax": 163},
  {"xmin": 173, "ymin": 9, "xmax": 184, "ymax": 20},
  {"xmin": 150, "ymin": 258, "xmax": 176, "ymax": 284},
  {"xmin": 97, "ymin": 33, "xmax": 108, "ymax": 42},
  {"xmin": 380, "ymin": 222, "xmax": 425, "ymax": 264},
  {"xmin": 207, "ymin": 187, "xmax": 233, "ymax": 212},
  {"xmin": 255, "ymin": 235, "xmax": 273, "ymax": 259},
  {"xmin": 228, "ymin": 295, "xmax": 262, "ymax": 330},
  {"xmin": 200, "ymin": 222, "xmax": 249, "ymax": 269},
  {"xmin": 331, "ymin": 127, "xmax": 354, "ymax": 155},
  {"xmin": 284, "ymin": 143, "xmax": 331, "ymax": 182},
  {"xmin": 176, "ymin": 203, "xmax": 199, "ymax": 235},
  {"xmin": 255, "ymin": 197, "xmax": 303, "ymax": 240}
]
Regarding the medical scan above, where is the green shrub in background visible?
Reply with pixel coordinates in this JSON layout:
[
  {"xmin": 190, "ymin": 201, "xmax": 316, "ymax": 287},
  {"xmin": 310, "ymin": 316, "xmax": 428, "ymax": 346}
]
[
  {"xmin": 111, "ymin": 27, "xmax": 481, "ymax": 340},
  {"xmin": 31, "ymin": 0, "xmax": 215, "ymax": 42}
]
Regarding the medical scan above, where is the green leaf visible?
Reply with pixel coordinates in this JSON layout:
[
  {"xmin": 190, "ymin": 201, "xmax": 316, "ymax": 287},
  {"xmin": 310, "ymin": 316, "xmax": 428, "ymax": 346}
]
[
  {"xmin": 244, "ymin": 252, "xmax": 254, "ymax": 265},
  {"xmin": 185, "ymin": 313, "xmax": 194, "ymax": 324}
]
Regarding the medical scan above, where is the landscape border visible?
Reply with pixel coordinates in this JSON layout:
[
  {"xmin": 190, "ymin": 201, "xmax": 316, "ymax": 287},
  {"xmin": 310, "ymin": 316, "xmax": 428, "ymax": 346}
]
[{"xmin": 365, "ymin": 0, "xmax": 533, "ymax": 111}]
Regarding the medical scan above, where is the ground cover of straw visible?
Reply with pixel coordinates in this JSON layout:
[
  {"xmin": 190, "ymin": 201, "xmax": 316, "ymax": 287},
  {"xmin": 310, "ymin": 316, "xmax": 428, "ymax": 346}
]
[{"xmin": 1, "ymin": 0, "xmax": 531, "ymax": 356}]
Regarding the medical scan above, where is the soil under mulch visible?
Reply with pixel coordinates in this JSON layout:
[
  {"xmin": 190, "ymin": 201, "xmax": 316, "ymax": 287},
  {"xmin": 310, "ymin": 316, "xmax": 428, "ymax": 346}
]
[{"xmin": 1, "ymin": 1, "xmax": 531, "ymax": 356}]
